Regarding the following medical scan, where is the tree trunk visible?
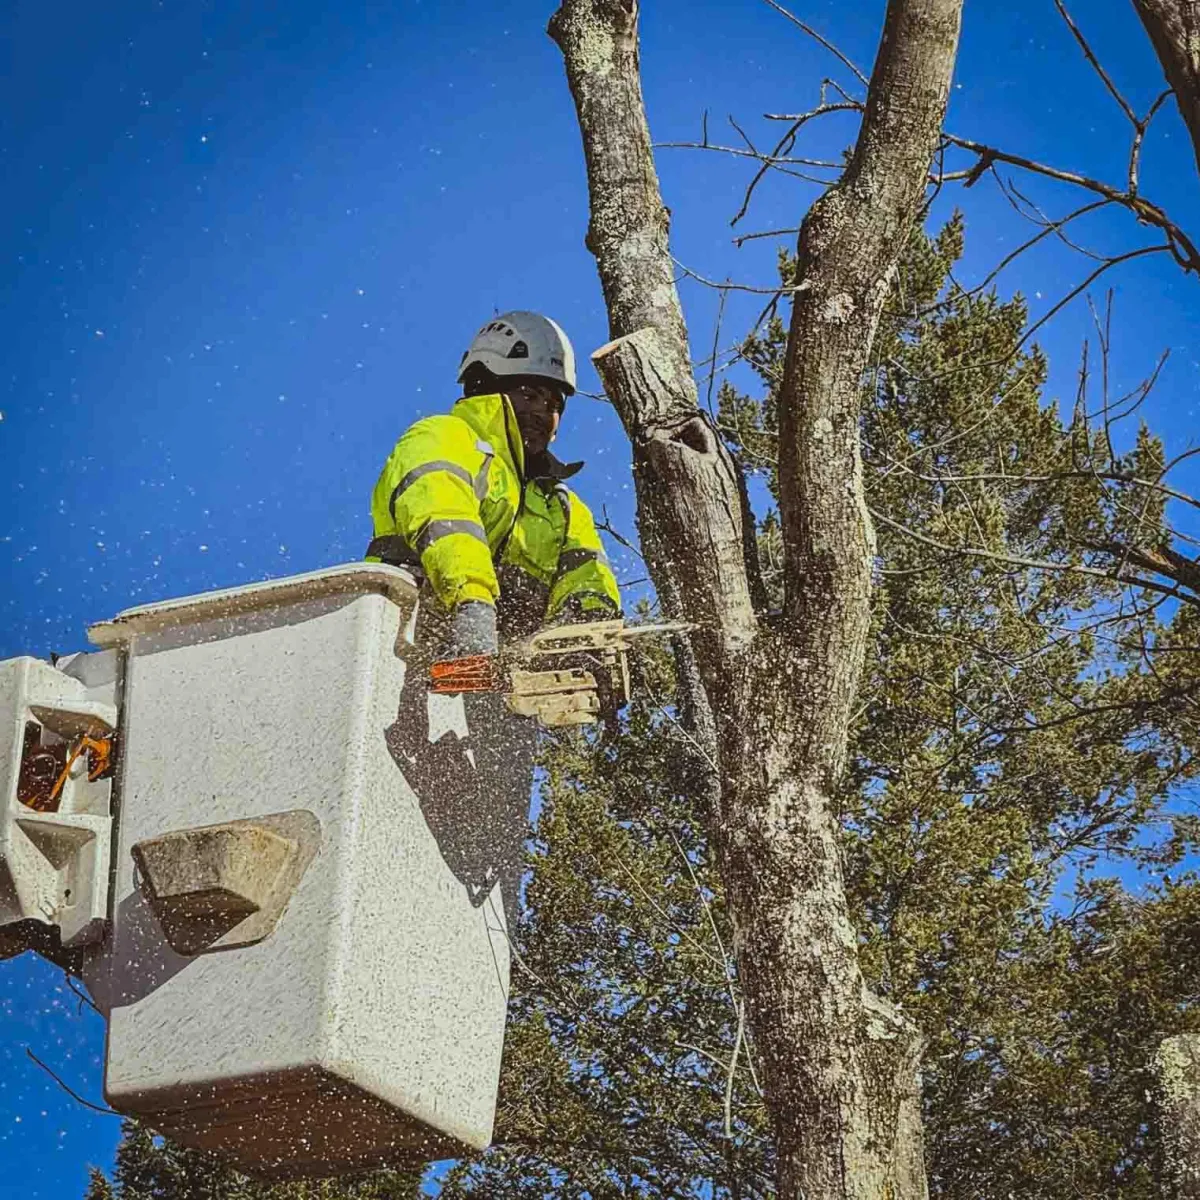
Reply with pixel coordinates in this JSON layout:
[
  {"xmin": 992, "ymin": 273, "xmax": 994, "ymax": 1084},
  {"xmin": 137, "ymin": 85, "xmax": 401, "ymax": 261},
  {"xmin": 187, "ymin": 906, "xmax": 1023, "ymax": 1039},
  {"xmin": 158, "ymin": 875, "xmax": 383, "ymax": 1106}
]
[
  {"xmin": 1155, "ymin": 1034, "xmax": 1200, "ymax": 1198},
  {"xmin": 1132, "ymin": 0, "xmax": 1200, "ymax": 182},
  {"xmin": 550, "ymin": 1, "xmax": 962, "ymax": 1196}
]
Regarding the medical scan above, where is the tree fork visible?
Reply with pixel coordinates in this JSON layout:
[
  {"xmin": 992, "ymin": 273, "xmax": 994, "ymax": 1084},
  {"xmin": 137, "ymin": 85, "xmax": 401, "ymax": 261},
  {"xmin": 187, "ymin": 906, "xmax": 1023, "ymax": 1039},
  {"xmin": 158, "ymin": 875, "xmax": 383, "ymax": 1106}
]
[
  {"xmin": 552, "ymin": 0, "xmax": 961, "ymax": 1195},
  {"xmin": 1133, "ymin": 0, "xmax": 1200, "ymax": 182}
]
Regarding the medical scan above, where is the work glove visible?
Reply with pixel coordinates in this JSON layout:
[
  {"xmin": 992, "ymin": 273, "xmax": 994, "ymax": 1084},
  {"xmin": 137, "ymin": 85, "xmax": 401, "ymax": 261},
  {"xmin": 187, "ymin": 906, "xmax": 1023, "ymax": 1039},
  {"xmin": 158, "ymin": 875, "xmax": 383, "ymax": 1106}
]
[{"xmin": 441, "ymin": 600, "xmax": 499, "ymax": 660}]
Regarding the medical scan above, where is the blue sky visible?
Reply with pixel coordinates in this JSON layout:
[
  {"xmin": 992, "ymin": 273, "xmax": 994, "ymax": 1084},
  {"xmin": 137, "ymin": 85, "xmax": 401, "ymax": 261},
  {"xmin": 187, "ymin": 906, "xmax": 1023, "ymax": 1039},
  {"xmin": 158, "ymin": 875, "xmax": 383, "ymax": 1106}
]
[{"xmin": 2, "ymin": 1, "xmax": 1198, "ymax": 1195}]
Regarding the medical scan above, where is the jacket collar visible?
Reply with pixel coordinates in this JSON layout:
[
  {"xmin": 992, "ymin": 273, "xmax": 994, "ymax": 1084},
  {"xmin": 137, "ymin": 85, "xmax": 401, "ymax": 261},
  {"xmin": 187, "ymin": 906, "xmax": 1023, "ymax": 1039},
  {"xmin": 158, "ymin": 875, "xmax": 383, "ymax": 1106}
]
[
  {"xmin": 525, "ymin": 448, "xmax": 583, "ymax": 482},
  {"xmin": 452, "ymin": 392, "xmax": 525, "ymax": 478},
  {"xmin": 451, "ymin": 393, "xmax": 584, "ymax": 484}
]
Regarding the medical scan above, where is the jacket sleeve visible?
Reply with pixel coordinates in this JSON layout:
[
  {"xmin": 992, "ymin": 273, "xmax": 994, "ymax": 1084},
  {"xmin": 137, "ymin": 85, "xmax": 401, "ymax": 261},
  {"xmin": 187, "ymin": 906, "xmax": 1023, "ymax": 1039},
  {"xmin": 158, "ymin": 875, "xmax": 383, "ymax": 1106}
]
[
  {"xmin": 368, "ymin": 415, "xmax": 498, "ymax": 611},
  {"xmin": 547, "ymin": 488, "xmax": 621, "ymax": 621}
]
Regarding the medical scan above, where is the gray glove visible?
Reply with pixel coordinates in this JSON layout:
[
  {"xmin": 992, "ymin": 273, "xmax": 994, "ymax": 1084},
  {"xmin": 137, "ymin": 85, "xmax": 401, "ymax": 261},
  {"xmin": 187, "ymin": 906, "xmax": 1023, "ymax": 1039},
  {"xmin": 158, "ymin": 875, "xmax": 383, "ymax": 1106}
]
[{"xmin": 442, "ymin": 600, "xmax": 499, "ymax": 660}]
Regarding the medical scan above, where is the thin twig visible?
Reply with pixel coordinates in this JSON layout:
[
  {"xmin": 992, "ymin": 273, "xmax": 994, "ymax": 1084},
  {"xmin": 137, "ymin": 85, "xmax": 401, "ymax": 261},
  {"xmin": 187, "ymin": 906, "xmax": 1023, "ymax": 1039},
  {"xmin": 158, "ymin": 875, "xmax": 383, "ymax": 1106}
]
[
  {"xmin": 677, "ymin": 1039, "xmax": 736, "ymax": 1073},
  {"xmin": 1129, "ymin": 89, "xmax": 1172, "ymax": 196},
  {"xmin": 706, "ymin": 282, "xmax": 729, "ymax": 417},
  {"xmin": 1018, "ymin": 244, "xmax": 1171, "ymax": 351},
  {"xmin": 1052, "ymin": 0, "xmax": 1138, "ymax": 125},
  {"xmin": 903, "ymin": 197, "xmax": 1111, "ymax": 320},
  {"xmin": 653, "ymin": 698, "xmax": 721, "ymax": 775},
  {"xmin": 725, "ymin": 1000, "xmax": 747, "ymax": 1137},
  {"xmin": 821, "ymin": 75, "xmax": 860, "ymax": 106},
  {"xmin": 888, "ymin": 466, "xmax": 1200, "ymax": 513},
  {"xmin": 485, "ymin": 892, "xmax": 554, "ymax": 991},
  {"xmin": 599, "ymin": 505, "xmax": 645, "ymax": 563},
  {"xmin": 734, "ymin": 225, "xmax": 803, "ymax": 248},
  {"xmin": 731, "ymin": 102, "xmax": 860, "ymax": 226},
  {"xmin": 674, "ymin": 257, "xmax": 809, "ymax": 296},
  {"xmin": 654, "ymin": 138, "xmax": 842, "ymax": 177},
  {"xmin": 760, "ymin": 0, "xmax": 868, "ymax": 86},
  {"xmin": 64, "ymin": 974, "xmax": 102, "ymax": 1017},
  {"xmin": 871, "ymin": 507, "xmax": 1197, "ymax": 607},
  {"xmin": 26, "ymin": 1048, "xmax": 119, "ymax": 1117},
  {"xmin": 995, "ymin": 174, "xmax": 1109, "ymax": 262},
  {"xmin": 609, "ymin": 851, "xmax": 727, "ymax": 972},
  {"xmin": 666, "ymin": 828, "xmax": 763, "ymax": 1097},
  {"xmin": 877, "ymin": 370, "xmax": 1028, "ymax": 476}
]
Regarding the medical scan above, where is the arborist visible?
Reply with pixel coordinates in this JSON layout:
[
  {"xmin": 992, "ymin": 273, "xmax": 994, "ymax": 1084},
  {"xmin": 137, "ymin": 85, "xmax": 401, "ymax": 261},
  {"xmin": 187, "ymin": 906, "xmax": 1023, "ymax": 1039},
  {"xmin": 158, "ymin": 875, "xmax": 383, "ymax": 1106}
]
[{"xmin": 366, "ymin": 310, "xmax": 621, "ymax": 666}]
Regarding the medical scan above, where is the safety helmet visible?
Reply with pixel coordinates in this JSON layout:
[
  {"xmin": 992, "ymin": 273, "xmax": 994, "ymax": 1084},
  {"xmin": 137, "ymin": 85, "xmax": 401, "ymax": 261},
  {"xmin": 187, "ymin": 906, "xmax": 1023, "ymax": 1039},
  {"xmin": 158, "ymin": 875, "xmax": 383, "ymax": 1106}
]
[{"xmin": 457, "ymin": 311, "xmax": 577, "ymax": 397}]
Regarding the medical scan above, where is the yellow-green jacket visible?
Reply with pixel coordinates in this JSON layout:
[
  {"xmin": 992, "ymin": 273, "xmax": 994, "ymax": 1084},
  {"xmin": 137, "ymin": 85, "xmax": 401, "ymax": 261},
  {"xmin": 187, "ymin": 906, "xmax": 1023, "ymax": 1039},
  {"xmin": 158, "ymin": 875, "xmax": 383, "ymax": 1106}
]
[{"xmin": 367, "ymin": 392, "xmax": 620, "ymax": 633}]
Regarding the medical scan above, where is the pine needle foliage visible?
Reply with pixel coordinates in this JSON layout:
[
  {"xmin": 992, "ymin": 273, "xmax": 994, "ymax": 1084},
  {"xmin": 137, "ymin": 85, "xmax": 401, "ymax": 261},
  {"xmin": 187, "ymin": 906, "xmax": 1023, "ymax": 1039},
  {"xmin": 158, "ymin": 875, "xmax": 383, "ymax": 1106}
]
[
  {"xmin": 441, "ymin": 218, "xmax": 1200, "ymax": 1199},
  {"xmin": 85, "ymin": 1120, "xmax": 421, "ymax": 1200},
  {"xmin": 91, "ymin": 220, "xmax": 1200, "ymax": 1198}
]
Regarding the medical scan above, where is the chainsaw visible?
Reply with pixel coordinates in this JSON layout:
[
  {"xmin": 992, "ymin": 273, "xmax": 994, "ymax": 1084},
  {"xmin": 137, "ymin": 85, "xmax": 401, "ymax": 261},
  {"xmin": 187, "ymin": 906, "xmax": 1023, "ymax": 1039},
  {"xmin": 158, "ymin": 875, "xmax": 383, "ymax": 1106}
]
[{"xmin": 428, "ymin": 617, "xmax": 692, "ymax": 727}]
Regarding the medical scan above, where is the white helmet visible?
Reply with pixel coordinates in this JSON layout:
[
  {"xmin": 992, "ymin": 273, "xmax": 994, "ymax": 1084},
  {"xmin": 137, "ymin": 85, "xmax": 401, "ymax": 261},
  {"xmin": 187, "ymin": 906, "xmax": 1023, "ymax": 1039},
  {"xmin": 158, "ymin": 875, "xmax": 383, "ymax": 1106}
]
[{"xmin": 457, "ymin": 311, "xmax": 577, "ymax": 396}]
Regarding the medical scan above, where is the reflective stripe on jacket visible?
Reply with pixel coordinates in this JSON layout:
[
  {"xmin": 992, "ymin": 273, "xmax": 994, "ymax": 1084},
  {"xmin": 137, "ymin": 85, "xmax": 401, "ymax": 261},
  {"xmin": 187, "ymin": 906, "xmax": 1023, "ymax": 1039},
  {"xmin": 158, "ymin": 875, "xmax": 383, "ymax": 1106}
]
[{"xmin": 367, "ymin": 392, "xmax": 620, "ymax": 624}]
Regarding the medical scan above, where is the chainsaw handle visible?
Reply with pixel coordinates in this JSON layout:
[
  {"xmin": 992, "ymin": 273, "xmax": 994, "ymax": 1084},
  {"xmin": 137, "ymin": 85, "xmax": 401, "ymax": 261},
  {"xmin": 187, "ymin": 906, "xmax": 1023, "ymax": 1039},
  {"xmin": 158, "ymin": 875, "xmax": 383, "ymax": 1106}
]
[{"xmin": 429, "ymin": 654, "xmax": 505, "ymax": 694}]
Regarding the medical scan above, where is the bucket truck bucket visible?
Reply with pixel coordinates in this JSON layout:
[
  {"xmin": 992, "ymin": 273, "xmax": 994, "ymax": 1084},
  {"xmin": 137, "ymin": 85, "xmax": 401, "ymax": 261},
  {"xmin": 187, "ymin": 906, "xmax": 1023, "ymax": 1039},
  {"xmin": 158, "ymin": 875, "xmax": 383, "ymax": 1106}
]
[{"xmin": 1, "ymin": 562, "xmax": 519, "ymax": 1179}]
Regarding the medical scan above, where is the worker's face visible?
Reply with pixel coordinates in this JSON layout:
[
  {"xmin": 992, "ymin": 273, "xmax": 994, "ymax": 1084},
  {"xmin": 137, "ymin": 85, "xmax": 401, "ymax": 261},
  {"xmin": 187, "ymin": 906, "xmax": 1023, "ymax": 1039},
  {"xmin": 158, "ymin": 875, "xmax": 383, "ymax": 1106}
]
[{"xmin": 507, "ymin": 380, "xmax": 564, "ymax": 456}]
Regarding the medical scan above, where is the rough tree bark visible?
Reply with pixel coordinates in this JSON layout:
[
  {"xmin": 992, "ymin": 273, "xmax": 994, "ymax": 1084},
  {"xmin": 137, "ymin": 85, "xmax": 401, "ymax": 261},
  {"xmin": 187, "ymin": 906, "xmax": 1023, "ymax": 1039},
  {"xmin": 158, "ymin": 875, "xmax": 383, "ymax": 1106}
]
[
  {"xmin": 1133, "ymin": 0, "xmax": 1200, "ymax": 181},
  {"xmin": 1154, "ymin": 1035, "xmax": 1200, "ymax": 1198},
  {"xmin": 549, "ymin": 1, "xmax": 962, "ymax": 1197}
]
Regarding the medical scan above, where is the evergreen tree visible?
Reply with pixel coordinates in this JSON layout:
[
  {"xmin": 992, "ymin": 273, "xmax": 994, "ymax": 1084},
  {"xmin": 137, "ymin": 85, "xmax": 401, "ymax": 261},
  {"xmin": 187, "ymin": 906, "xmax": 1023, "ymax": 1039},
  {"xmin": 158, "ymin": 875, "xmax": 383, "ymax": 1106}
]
[
  {"xmin": 91, "ymin": 220, "xmax": 1200, "ymax": 1197},
  {"xmin": 86, "ymin": 1119, "xmax": 421, "ymax": 1200},
  {"xmin": 439, "ymin": 219, "xmax": 1200, "ymax": 1198}
]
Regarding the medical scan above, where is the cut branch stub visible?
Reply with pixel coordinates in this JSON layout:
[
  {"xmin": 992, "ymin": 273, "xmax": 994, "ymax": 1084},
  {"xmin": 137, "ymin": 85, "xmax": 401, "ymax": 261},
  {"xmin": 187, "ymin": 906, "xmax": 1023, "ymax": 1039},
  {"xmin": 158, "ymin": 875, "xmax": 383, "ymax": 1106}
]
[
  {"xmin": 593, "ymin": 328, "xmax": 758, "ymax": 655},
  {"xmin": 591, "ymin": 326, "xmax": 693, "ymax": 428}
]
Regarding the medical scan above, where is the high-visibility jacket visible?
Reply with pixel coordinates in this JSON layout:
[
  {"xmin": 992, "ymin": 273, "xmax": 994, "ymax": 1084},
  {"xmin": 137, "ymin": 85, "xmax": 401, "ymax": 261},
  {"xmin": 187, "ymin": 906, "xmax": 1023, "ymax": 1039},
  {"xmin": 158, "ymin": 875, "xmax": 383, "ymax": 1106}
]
[{"xmin": 366, "ymin": 392, "xmax": 620, "ymax": 632}]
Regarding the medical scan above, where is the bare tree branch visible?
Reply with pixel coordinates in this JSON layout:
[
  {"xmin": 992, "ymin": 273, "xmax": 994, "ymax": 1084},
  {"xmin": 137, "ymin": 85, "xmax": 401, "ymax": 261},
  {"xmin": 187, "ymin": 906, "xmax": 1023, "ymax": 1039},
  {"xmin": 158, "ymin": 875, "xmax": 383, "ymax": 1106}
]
[
  {"xmin": 942, "ymin": 133, "xmax": 1200, "ymax": 272},
  {"xmin": 900, "ymin": 197, "xmax": 1111, "ymax": 320},
  {"xmin": 26, "ymin": 1048, "xmax": 119, "ymax": 1117},
  {"xmin": 1017, "ymin": 243, "xmax": 1173, "ymax": 346},
  {"xmin": 1052, "ymin": 0, "xmax": 1138, "ymax": 124},
  {"xmin": 994, "ymin": 176, "xmax": 1110, "ymax": 261},
  {"xmin": 880, "ymin": 466, "xmax": 1200, "ymax": 514},
  {"xmin": 1132, "ymin": 0, "xmax": 1200, "ymax": 181},
  {"xmin": 871, "ymin": 506, "xmax": 1200, "ymax": 608},
  {"xmin": 654, "ymin": 138, "xmax": 842, "ymax": 173},
  {"xmin": 759, "ymin": 0, "xmax": 869, "ymax": 87},
  {"xmin": 733, "ymin": 225, "xmax": 803, "ymax": 248},
  {"xmin": 731, "ymin": 101, "xmax": 861, "ymax": 226}
]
